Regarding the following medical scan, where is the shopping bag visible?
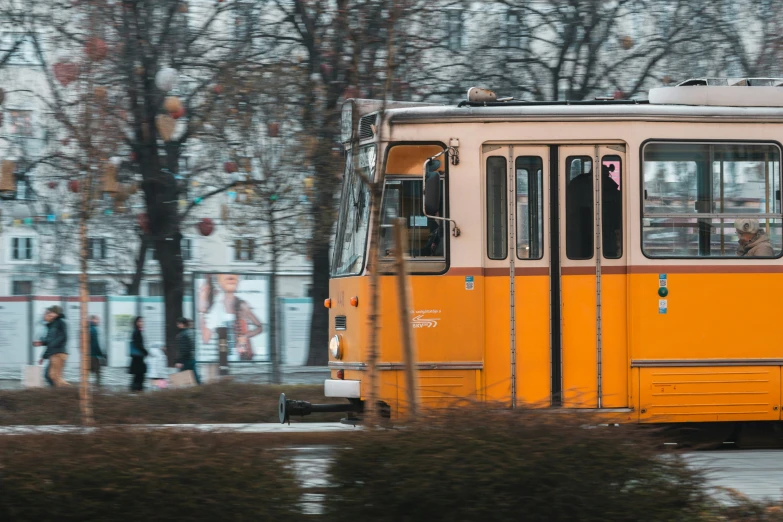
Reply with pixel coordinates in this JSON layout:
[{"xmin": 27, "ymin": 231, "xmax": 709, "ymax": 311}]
[
  {"xmin": 169, "ymin": 370, "xmax": 197, "ymax": 388},
  {"xmin": 22, "ymin": 365, "xmax": 44, "ymax": 388}
]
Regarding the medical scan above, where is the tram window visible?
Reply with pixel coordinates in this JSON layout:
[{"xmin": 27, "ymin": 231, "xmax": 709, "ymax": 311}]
[
  {"xmin": 379, "ymin": 177, "xmax": 447, "ymax": 260},
  {"xmin": 642, "ymin": 142, "xmax": 783, "ymax": 257},
  {"xmin": 487, "ymin": 156, "xmax": 508, "ymax": 260},
  {"xmin": 602, "ymin": 155, "xmax": 622, "ymax": 259},
  {"xmin": 515, "ymin": 156, "xmax": 544, "ymax": 259},
  {"xmin": 565, "ymin": 156, "xmax": 594, "ymax": 260}
]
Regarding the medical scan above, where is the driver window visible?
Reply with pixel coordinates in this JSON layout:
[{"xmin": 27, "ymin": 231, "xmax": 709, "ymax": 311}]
[{"xmin": 379, "ymin": 177, "xmax": 447, "ymax": 260}]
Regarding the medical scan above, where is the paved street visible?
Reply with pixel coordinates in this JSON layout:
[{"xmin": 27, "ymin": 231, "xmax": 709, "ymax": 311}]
[
  {"xmin": 683, "ymin": 450, "xmax": 783, "ymax": 502},
  {"xmin": 0, "ymin": 364, "xmax": 330, "ymax": 390}
]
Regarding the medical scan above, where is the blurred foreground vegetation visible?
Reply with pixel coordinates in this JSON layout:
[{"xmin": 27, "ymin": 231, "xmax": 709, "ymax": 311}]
[{"xmin": 1, "ymin": 401, "xmax": 783, "ymax": 521}]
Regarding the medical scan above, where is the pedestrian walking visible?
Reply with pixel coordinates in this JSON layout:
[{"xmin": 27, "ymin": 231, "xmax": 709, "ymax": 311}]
[
  {"xmin": 175, "ymin": 317, "xmax": 200, "ymax": 385},
  {"xmin": 148, "ymin": 343, "xmax": 168, "ymax": 389},
  {"xmin": 89, "ymin": 315, "xmax": 106, "ymax": 387},
  {"xmin": 128, "ymin": 316, "xmax": 148, "ymax": 392},
  {"xmin": 36, "ymin": 306, "xmax": 69, "ymax": 387}
]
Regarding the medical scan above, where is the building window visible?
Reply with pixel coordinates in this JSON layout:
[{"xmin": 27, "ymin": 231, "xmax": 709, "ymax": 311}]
[
  {"xmin": 181, "ymin": 238, "xmax": 193, "ymax": 261},
  {"xmin": 234, "ymin": 238, "xmax": 255, "ymax": 261},
  {"xmin": 303, "ymin": 283, "xmax": 313, "ymax": 297},
  {"xmin": 87, "ymin": 238, "xmax": 107, "ymax": 260},
  {"xmin": 87, "ymin": 282, "xmax": 107, "ymax": 295},
  {"xmin": 642, "ymin": 142, "xmax": 782, "ymax": 258},
  {"xmin": 447, "ymin": 10, "xmax": 463, "ymax": 51},
  {"xmin": 12, "ymin": 280, "xmax": 32, "ymax": 295},
  {"xmin": 505, "ymin": 9, "xmax": 521, "ymax": 49},
  {"xmin": 148, "ymin": 281, "xmax": 164, "ymax": 297},
  {"xmin": 11, "ymin": 237, "xmax": 33, "ymax": 261},
  {"xmin": 8, "ymin": 110, "xmax": 33, "ymax": 137},
  {"xmin": 147, "ymin": 248, "xmax": 159, "ymax": 261}
]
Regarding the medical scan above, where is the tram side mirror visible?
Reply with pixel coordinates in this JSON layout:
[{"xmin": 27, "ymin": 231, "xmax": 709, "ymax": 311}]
[{"xmin": 424, "ymin": 159, "xmax": 441, "ymax": 215}]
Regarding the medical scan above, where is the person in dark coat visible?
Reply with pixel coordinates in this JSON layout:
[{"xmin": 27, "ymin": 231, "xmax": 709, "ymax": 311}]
[
  {"xmin": 37, "ymin": 306, "xmax": 69, "ymax": 387},
  {"xmin": 175, "ymin": 317, "xmax": 200, "ymax": 384},
  {"xmin": 128, "ymin": 316, "xmax": 148, "ymax": 392},
  {"xmin": 89, "ymin": 316, "xmax": 105, "ymax": 387}
]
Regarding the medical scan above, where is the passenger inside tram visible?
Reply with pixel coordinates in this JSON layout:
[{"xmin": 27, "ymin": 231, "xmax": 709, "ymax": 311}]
[{"xmin": 735, "ymin": 218, "xmax": 774, "ymax": 257}]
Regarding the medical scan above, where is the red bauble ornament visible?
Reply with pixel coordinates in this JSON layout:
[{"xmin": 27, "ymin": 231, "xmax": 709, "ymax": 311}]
[
  {"xmin": 267, "ymin": 122, "xmax": 280, "ymax": 137},
  {"xmin": 212, "ymin": 84, "xmax": 223, "ymax": 94},
  {"xmin": 48, "ymin": 181, "xmax": 58, "ymax": 189},
  {"xmin": 613, "ymin": 90, "xmax": 624, "ymax": 100},
  {"xmin": 53, "ymin": 62, "xmax": 79, "ymax": 86},
  {"xmin": 170, "ymin": 106, "xmax": 186, "ymax": 119},
  {"xmin": 198, "ymin": 218, "xmax": 214, "ymax": 236},
  {"xmin": 224, "ymin": 161, "xmax": 238, "ymax": 173},
  {"xmin": 85, "ymin": 37, "xmax": 108, "ymax": 61},
  {"xmin": 68, "ymin": 179, "xmax": 79, "ymax": 193},
  {"xmin": 137, "ymin": 213, "xmax": 150, "ymax": 233}
]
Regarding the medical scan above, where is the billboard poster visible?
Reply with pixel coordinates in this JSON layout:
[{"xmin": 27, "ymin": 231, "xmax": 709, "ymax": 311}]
[
  {"xmin": 278, "ymin": 298, "xmax": 312, "ymax": 366},
  {"xmin": 194, "ymin": 273, "xmax": 269, "ymax": 363},
  {"xmin": 0, "ymin": 297, "xmax": 30, "ymax": 366}
]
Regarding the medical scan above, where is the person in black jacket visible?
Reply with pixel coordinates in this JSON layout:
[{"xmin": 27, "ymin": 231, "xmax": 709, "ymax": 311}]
[
  {"xmin": 128, "ymin": 316, "xmax": 148, "ymax": 392},
  {"xmin": 175, "ymin": 317, "xmax": 200, "ymax": 384},
  {"xmin": 89, "ymin": 316, "xmax": 105, "ymax": 387},
  {"xmin": 37, "ymin": 306, "xmax": 69, "ymax": 387}
]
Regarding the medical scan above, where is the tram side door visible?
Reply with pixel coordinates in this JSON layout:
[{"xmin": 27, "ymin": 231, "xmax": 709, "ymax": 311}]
[
  {"xmin": 482, "ymin": 145, "xmax": 552, "ymax": 407},
  {"xmin": 557, "ymin": 145, "xmax": 628, "ymax": 409}
]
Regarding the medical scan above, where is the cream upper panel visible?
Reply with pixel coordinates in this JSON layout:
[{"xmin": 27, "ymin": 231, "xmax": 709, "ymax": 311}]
[{"xmin": 387, "ymin": 119, "xmax": 783, "ymax": 269}]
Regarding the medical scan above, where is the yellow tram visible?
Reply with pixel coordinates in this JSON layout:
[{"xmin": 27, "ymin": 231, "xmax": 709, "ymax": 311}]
[{"xmin": 283, "ymin": 79, "xmax": 783, "ymax": 438}]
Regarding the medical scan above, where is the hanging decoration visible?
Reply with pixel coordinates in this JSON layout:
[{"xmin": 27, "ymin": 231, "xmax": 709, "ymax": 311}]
[
  {"xmin": 224, "ymin": 161, "xmax": 238, "ymax": 174},
  {"xmin": 68, "ymin": 179, "xmax": 80, "ymax": 193},
  {"xmin": 94, "ymin": 86, "xmax": 107, "ymax": 100},
  {"xmin": 53, "ymin": 61, "xmax": 79, "ymax": 86},
  {"xmin": 85, "ymin": 37, "xmax": 108, "ymax": 61},
  {"xmin": 197, "ymin": 217, "xmax": 214, "ymax": 236},
  {"xmin": 238, "ymin": 157, "xmax": 252, "ymax": 172},
  {"xmin": 267, "ymin": 122, "xmax": 280, "ymax": 137},
  {"xmin": 621, "ymin": 36, "xmax": 633, "ymax": 50},
  {"xmin": 47, "ymin": 181, "xmax": 58, "ymax": 190},
  {"xmin": 103, "ymin": 163, "xmax": 119, "ymax": 195},
  {"xmin": 212, "ymin": 84, "xmax": 223, "ymax": 94},
  {"xmin": 164, "ymin": 96, "xmax": 183, "ymax": 114},
  {"xmin": 613, "ymin": 90, "xmax": 624, "ymax": 100},
  {"xmin": 227, "ymin": 190, "xmax": 237, "ymax": 202},
  {"xmin": 171, "ymin": 106, "xmax": 186, "ymax": 119},
  {"xmin": 137, "ymin": 213, "xmax": 150, "ymax": 233},
  {"xmin": 155, "ymin": 67, "xmax": 178, "ymax": 92},
  {"xmin": 178, "ymin": 2, "xmax": 189, "ymax": 13},
  {"xmin": 155, "ymin": 114, "xmax": 176, "ymax": 141}
]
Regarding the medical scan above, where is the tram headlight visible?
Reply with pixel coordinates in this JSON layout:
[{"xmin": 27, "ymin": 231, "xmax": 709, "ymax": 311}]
[{"xmin": 329, "ymin": 334, "xmax": 342, "ymax": 360}]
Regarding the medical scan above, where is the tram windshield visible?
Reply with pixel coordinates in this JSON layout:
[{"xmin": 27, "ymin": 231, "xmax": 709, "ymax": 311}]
[{"xmin": 332, "ymin": 145, "xmax": 375, "ymax": 276}]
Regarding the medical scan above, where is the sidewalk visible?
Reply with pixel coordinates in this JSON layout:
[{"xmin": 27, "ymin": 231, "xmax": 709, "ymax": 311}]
[{"xmin": 0, "ymin": 364, "xmax": 330, "ymax": 390}]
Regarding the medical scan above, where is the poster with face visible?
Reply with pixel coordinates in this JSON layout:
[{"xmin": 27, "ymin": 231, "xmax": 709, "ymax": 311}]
[{"xmin": 194, "ymin": 273, "xmax": 269, "ymax": 362}]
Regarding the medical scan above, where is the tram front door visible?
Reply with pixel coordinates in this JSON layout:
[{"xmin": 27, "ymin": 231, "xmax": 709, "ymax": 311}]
[{"xmin": 482, "ymin": 144, "xmax": 627, "ymax": 409}]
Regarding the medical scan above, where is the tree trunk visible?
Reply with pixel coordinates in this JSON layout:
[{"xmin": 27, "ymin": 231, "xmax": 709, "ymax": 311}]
[
  {"xmin": 157, "ymin": 234, "xmax": 184, "ymax": 367},
  {"xmin": 269, "ymin": 219, "xmax": 280, "ymax": 383},
  {"xmin": 79, "ymin": 200, "xmax": 93, "ymax": 425},
  {"xmin": 306, "ymin": 240, "xmax": 329, "ymax": 366},
  {"xmin": 125, "ymin": 236, "xmax": 148, "ymax": 296}
]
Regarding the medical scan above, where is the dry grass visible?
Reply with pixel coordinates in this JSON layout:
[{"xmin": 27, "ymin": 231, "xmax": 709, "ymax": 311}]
[
  {"xmin": 0, "ymin": 382, "xmax": 344, "ymax": 425},
  {"xmin": 0, "ymin": 429, "xmax": 304, "ymax": 522},
  {"xmin": 324, "ymin": 404, "xmax": 711, "ymax": 522}
]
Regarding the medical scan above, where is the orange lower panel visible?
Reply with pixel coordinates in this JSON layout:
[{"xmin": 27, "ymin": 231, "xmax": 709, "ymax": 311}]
[
  {"xmin": 639, "ymin": 366, "xmax": 781, "ymax": 423},
  {"xmin": 561, "ymin": 275, "xmax": 597, "ymax": 407}
]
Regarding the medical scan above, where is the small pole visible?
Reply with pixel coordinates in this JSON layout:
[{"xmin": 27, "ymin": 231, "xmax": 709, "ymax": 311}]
[{"xmin": 393, "ymin": 218, "xmax": 418, "ymax": 418}]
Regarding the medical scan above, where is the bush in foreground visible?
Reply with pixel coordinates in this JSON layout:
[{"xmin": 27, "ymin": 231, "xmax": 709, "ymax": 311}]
[
  {"xmin": 0, "ymin": 382, "xmax": 341, "ymax": 425},
  {"xmin": 324, "ymin": 405, "xmax": 710, "ymax": 522},
  {"xmin": 0, "ymin": 429, "xmax": 303, "ymax": 522}
]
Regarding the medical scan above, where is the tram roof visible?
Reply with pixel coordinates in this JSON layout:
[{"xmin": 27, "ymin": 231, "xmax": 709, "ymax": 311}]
[
  {"xmin": 386, "ymin": 102, "xmax": 783, "ymax": 125},
  {"xmin": 383, "ymin": 82, "xmax": 783, "ymax": 124}
]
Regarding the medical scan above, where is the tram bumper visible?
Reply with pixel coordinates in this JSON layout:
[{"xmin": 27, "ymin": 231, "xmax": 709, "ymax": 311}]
[{"xmin": 278, "ymin": 380, "xmax": 363, "ymax": 424}]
